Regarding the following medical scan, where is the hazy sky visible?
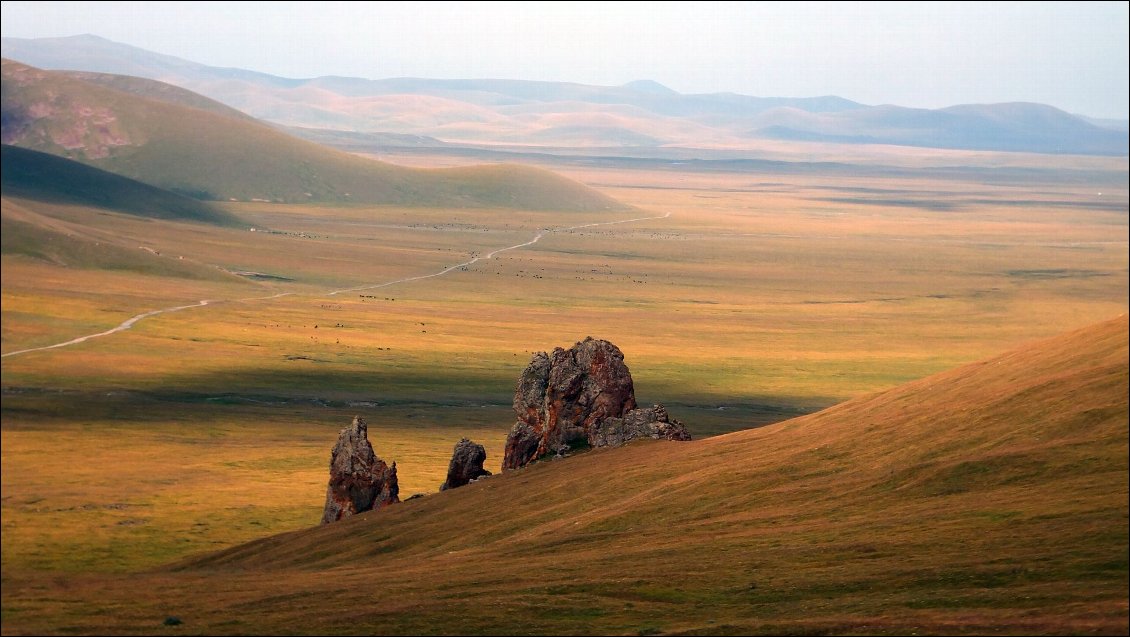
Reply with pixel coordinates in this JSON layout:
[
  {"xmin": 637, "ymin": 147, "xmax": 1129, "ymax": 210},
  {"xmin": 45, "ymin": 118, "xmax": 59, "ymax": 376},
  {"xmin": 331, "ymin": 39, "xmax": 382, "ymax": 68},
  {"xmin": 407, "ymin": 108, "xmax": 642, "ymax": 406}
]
[{"xmin": 2, "ymin": 1, "xmax": 1127, "ymax": 119}]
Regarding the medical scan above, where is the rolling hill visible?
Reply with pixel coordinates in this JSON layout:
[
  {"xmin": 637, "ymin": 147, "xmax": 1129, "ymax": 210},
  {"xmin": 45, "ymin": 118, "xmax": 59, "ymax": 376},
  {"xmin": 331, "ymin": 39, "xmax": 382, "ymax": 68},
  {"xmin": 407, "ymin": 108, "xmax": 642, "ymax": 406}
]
[
  {"xmin": 61, "ymin": 70, "xmax": 259, "ymax": 122},
  {"xmin": 1, "ymin": 144, "xmax": 238, "ymax": 225},
  {"xmin": 1, "ymin": 144, "xmax": 250, "ymax": 280},
  {"xmin": 0, "ymin": 59, "xmax": 627, "ymax": 211},
  {"xmin": 1, "ymin": 200, "xmax": 240, "ymax": 281},
  {"xmin": 1, "ymin": 144, "xmax": 247, "ymax": 279},
  {"xmin": 3, "ymin": 316, "xmax": 1124, "ymax": 634},
  {"xmin": 4, "ymin": 34, "xmax": 1127, "ymax": 155}
]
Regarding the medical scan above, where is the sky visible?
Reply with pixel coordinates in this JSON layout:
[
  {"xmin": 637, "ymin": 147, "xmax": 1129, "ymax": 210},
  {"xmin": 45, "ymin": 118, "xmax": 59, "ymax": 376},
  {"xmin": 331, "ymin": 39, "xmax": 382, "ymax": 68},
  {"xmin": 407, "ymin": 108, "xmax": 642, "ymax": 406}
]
[{"xmin": 1, "ymin": 1, "xmax": 1127, "ymax": 119}]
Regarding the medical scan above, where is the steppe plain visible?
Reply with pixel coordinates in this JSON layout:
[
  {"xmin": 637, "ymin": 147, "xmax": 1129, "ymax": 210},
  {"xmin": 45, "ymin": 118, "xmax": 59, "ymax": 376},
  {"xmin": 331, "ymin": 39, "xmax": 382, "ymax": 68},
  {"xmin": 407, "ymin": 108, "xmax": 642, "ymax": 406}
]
[{"xmin": 2, "ymin": 138, "xmax": 1127, "ymax": 634}]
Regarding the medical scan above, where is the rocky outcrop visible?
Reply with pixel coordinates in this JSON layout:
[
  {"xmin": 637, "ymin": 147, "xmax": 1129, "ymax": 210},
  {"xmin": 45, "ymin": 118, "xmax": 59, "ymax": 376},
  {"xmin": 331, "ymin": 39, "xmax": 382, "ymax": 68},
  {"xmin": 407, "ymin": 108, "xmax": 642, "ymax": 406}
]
[
  {"xmin": 440, "ymin": 438, "xmax": 492, "ymax": 491},
  {"xmin": 321, "ymin": 416, "xmax": 399, "ymax": 524},
  {"xmin": 502, "ymin": 421, "xmax": 542, "ymax": 472},
  {"xmin": 503, "ymin": 337, "xmax": 689, "ymax": 470},
  {"xmin": 590, "ymin": 404, "xmax": 692, "ymax": 448}
]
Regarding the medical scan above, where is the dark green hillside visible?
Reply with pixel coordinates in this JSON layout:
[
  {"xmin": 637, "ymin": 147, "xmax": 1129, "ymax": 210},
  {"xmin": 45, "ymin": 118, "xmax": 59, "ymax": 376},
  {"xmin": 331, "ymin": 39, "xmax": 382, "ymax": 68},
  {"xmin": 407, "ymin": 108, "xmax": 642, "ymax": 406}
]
[
  {"xmin": 1, "ymin": 145, "xmax": 239, "ymax": 225},
  {"xmin": 0, "ymin": 144, "xmax": 238, "ymax": 225}
]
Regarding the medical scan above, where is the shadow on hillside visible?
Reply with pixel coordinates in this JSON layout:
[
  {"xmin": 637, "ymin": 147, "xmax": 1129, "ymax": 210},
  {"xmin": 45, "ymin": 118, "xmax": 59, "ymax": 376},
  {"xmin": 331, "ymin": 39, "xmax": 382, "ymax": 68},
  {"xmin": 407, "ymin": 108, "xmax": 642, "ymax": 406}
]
[{"xmin": 1, "ymin": 145, "xmax": 239, "ymax": 226}]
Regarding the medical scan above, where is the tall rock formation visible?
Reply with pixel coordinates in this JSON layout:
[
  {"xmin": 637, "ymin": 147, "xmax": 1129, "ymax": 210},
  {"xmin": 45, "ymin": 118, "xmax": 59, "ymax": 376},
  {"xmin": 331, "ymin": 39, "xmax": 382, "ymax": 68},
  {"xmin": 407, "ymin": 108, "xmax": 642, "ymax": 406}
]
[
  {"xmin": 439, "ymin": 438, "xmax": 492, "ymax": 491},
  {"xmin": 502, "ymin": 337, "xmax": 690, "ymax": 470},
  {"xmin": 321, "ymin": 416, "xmax": 399, "ymax": 524}
]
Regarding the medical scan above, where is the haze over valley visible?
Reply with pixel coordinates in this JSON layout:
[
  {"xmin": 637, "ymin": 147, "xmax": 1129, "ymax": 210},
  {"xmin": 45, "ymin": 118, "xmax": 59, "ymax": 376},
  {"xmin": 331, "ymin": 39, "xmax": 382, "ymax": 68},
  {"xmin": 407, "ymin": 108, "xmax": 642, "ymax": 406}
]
[{"xmin": 4, "ymin": 33, "xmax": 1128, "ymax": 156}]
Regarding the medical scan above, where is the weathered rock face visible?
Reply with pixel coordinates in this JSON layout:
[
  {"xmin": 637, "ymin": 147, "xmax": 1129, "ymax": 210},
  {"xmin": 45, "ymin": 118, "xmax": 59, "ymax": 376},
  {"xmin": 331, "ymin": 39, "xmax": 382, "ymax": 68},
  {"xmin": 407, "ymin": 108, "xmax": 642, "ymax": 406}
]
[
  {"xmin": 502, "ymin": 421, "xmax": 541, "ymax": 472},
  {"xmin": 503, "ymin": 337, "xmax": 636, "ymax": 469},
  {"xmin": 503, "ymin": 337, "xmax": 689, "ymax": 470},
  {"xmin": 440, "ymin": 438, "xmax": 492, "ymax": 491},
  {"xmin": 590, "ymin": 404, "xmax": 692, "ymax": 448},
  {"xmin": 321, "ymin": 416, "xmax": 399, "ymax": 524}
]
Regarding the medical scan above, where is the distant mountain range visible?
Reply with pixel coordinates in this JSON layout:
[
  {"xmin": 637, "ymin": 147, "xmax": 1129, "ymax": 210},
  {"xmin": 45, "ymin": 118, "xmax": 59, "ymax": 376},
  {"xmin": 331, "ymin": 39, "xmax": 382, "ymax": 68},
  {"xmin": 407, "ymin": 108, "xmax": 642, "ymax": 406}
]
[
  {"xmin": 3, "ymin": 34, "xmax": 1126, "ymax": 156},
  {"xmin": 1, "ymin": 58, "xmax": 626, "ymax": 211}
]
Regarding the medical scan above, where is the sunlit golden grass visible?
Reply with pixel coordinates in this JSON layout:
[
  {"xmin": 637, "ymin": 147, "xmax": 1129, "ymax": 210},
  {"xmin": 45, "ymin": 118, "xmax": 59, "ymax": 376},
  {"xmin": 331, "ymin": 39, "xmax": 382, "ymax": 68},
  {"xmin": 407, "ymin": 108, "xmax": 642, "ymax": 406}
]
[
  {"xmin": 1, "ymin": 154, "xmax": 1127, "ymax": 634},
  {"xmin": 0, "ymin": 408, "xmax": 508, "ymax": 573},
  {"xmin": 5, "ymin": 163, "xmax": 1124, "ymax": 401},
  {"xmin": 2, "ymin": 316, "xmax": 1125, "ymax": 635}
]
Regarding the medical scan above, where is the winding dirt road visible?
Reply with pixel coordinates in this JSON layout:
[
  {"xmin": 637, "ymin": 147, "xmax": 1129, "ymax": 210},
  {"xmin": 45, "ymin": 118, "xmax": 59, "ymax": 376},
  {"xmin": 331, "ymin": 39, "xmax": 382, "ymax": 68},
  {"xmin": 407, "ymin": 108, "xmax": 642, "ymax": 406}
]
[
  {"xmin": 328, "ymin": 210, "xmax": 671, "ymax": 295},
  {"xmin": 1, "ymin": 211, "xmax": 672, "ymax": 360},
  {"xmin": 1, "ymin": 300, "xmax": 215, "ymax": 359}
]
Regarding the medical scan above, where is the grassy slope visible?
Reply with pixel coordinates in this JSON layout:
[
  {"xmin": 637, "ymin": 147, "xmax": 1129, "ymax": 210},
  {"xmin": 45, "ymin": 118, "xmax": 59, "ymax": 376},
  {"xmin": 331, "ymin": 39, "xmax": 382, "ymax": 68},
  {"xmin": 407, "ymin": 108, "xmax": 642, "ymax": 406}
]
[
  {"xmin": 1, "ymin": 198, "xmax": 240, "ymax": 281},
  {"xmin": 4, "ymin": 316, "xmax": 1124, "ymax": 635},
  {"xmin": 61, "ymin": 70, "xmax": 260, "ymax": 122},
  {"xmin": 1, "ymin": 144, "xmax": 239, "ymax": 225},
  {"xmin": 0, "ymin": 59, "xmax": 627, "ymax": 211}
]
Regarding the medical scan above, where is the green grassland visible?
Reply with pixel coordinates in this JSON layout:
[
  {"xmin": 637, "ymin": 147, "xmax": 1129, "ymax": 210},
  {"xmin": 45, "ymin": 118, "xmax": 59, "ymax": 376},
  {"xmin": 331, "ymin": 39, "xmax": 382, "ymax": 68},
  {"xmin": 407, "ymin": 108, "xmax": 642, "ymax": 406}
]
[{"xmin": 1, "ymin": 147, "xmax": 1127, "ymax": 633}]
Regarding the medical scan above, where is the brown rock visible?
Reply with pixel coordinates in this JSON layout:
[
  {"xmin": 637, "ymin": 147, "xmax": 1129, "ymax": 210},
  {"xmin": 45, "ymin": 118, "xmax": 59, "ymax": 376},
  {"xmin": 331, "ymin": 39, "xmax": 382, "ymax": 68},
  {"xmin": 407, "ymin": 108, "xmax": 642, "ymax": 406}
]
[
  {"xmin": 440, "ymin": 438, "xmax": 492, "ymax": 491},
  {"xmin": 504, "ymin": 337, "xmax": 688, "ymax": 470},
  {"xmin": 320, "ymin": 416, "xmax": 399, "ymax": 524},
  {"xmin": 503, "ymin": 421, "xmax": 541, "ymax": 471},
  {"xmin": 590, "ymin": 404, "xmax": 692, "ymax": 448}
]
